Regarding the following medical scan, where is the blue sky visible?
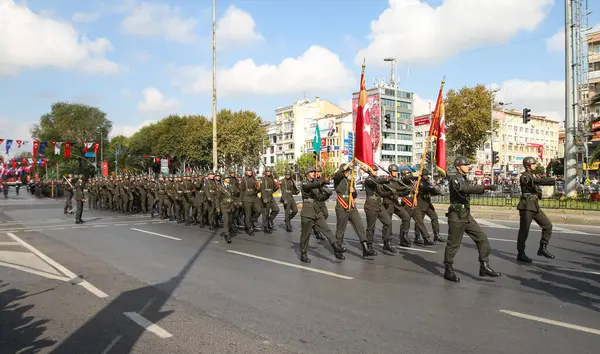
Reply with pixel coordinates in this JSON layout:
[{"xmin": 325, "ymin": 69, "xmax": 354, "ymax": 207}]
[{"xmin": 0, "ymin": 0, "xmax": 598, "ymax": 146}]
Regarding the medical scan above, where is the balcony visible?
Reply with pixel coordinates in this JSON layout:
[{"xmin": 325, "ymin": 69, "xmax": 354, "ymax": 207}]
[
  {"xmin": 589, "ymin": 70, "xmax": 600, "ymax": 84},
  {"xmin": 589, "ymin": 52, "xmax": 600, "ymax": 65}
]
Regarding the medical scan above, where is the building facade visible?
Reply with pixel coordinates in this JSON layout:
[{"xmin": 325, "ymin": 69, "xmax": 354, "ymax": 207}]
[
  {"xmin": 302, "ymin": 112, "xmax": 354, "ymax": 167},
  {"xmin": 351, "ymin": 85, "xmax": 414, "ymax": 165},
  {"xmin": 412, "ymin": 113, "xmax": 434, "ymax": 166},
  {"xmin": 262, "ymin": 97, "xmax": 346, "ymax": 172},
  {"xmin": 490, "ymin": 109, "xmax": 560, "ymax": 175},
  {"xmin": 587, "ymin": 30, "xmax": 600, "ymax": 117}
]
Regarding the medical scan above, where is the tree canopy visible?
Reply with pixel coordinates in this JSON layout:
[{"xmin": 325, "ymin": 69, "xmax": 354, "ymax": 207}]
[{"xmin": 445, "ymin": 84, "xmax": 496, "ymax": 159}]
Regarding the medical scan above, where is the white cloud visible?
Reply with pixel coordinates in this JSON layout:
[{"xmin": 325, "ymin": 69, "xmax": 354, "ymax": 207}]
[
  {"xmin": 356, "ymin": 0, "xmax": 552, "ymax": 67},
  {"xmin": 0, "ymin": 0, "xmax": 120, "ymax": 75},
  {"xmin": 120, "ymin": 2, "xmax": 197, "ymax": 42},
  {"xmin": 137, "ymin": 87, "xmax": 179, "ymax": 114},
  {"xmin": 175, "ymin": 45, "xmax": 355, "ymax": 97},
  {"xmin": 413, "ymin": 94, "xmax": 434, "ymax": 116},
  {"xmin": 217, "ymin": 5, "xmax": 263, "ymax": 48},
  {"xmin": 338, "ymin": 99, "xmax": 352, "ymax": 112},
  {"xmin": 546, "ymin": 29, "xmax": 564, "ymax": 52},
  {"xmin": 111, "ymin": 120, "xmax": 156, "ymax": 138},
  {"xmin": 72, "ymin": 12, "xmax": 99, "ymax": 23},
  {"xmin": 492, "ymin": 79, "xmax": 564, "ymax": 123}
]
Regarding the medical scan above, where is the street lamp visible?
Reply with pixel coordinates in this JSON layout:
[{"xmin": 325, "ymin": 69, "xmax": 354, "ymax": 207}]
[
  {"xmin": 212, "ymin": 0, "xmax": 218, "ymax": 171},
  {"xmin": 383, "ymin": 57, "xmax": 397, "ymax": 163},
  {"xmin": 489, "ymin": 88, "xmax": 501, "ymax": 185}
]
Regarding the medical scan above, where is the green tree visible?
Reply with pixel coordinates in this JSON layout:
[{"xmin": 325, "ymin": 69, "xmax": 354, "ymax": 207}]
[
  {"xmin": 322, "ymin": 162, "xmax": 337, "ymax": 180},
  {"xmin": 30, "ymin": 102, "xmax": 112, "ymax": 176},
  {"xmin": 273, "ymin": 160, "xmax": 289, "ymax": 177},
  {"xmin": 445, "ymin": 85, "xmax": 497, "ymax": 158},
  {"xmin": 182, "ymin": 116, "xmax": 212, "ymax": 170},
  {"xmin": 534, "ymin": 164, "xmax": 545, "ymax": 175},
  {"xmin": 548, "ymin": 158, "xmax": 564, "ymax": 176},
  {"xmin": 296, "ymin": 152, "xmax": 317, "ymax": 175},
  {"xmin": 591, "ymin": 93, "xmax": 600, "ymax": 106},
  {"xmin": 217, "ymin": 109, "xmax": 265, "ymax": 169}
]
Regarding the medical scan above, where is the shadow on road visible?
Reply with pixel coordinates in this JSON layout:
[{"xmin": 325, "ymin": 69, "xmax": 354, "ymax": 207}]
[
  {"xmin": 0, "ymin": 281, "xmax": 57, "ymax": 353},
  {"xmin": 52, "ymin": 233, "xmax": 217, "ymax": 353}
]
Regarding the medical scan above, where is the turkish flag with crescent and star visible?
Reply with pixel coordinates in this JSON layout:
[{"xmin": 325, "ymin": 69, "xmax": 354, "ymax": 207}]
[
  {"xmin": 429, "ymin": 84, "xmax": 447, "ymax": 175},
  {"xmin": 353, "ymin": 64, "xmax": 374, "ymax": 169}
]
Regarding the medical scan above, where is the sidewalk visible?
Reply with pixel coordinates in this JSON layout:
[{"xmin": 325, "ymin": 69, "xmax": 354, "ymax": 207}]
[{"xmin": 296, "ymin": 201, "xmax": 600, "ymax": 226}]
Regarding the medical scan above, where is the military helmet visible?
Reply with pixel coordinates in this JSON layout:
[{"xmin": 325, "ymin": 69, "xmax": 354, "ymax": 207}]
[
  {"xmin": 284, "ymin": 169, "xmax": 292, "ymax": 175},
  {"xmin": 265, "ymin": 167, "xmax": 273, "ymax": 173},
  {"xmin": 388, "ymin": 164, "xmax": 399, "ymax": 173},
  {"xmin": 305, "ymin": 167, "xmax": 317, "ymax": 174},
  {"xmin": 400, "ymin": 168, "xmax": 412, "ymax": 176},
  {"xmin": 453, "ymin": 156, "xmax": 470, "ymax": 167},
  {"xmin": 245, "ymin": 166, "xmax": 252, "ymax": 171},
  {"xmin": 229, "ymin": 168, "xmax": 236, "ymax": 174},
  {"xmin": 421, "ymin": 168, "xmax": 431, "ymax": 176},
  {"xmin": 523, "ymin": 156, "xmax": 537, "ymax": 167}
]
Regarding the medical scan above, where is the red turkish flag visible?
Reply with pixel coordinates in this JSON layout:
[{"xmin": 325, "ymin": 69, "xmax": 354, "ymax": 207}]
[
  {"xmin": 434, "ymin": 101, "xmax": 447, "ymax": 175},
  {"xmin": 64, "ymin": 142, "xmax": 71, "ymax": 158},
  {"xmin": 538, "ymin": 146, "xmax": 543, "ymax": 160},
  {"xmin": 93, "ymin": 142, "xmax": 100, "ymax": 154},
  {"xmin": 33, "ymin": 141, "xmax": 40, "ymax": 157},
  {"xmin": 353, "ymin": 64, "xmax": 374, "ymax": 169}
]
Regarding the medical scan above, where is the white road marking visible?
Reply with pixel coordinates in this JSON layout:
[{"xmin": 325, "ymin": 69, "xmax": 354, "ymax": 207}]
[
  {"xmin": 0, "ymin": 241, "xmax": 19, "ymax": 245},
  {"xmin": 23, "ymin": 229, "xmax": 41, "ymax": 232},
  {"xmin": 5, "ymin": 233, "xmax": 108, "ymax": 298},
  {"xmin": 555, "ymin": 267, "xmax": 600, "ymax": 276},
  {"xmin": 113, "ymin": 223, "xmax": 130, "ymax": 226},
  {"xmin": 488, "ymin": 237, "xmax": 517, "ymax": 243},
  {"xmin": 133, "ymin": 222, "xmax": 147, "ymax": 226},
  {"xmin": 552, "ymin": 226, "xmax": 591, "ymax": 235},
  {"xmin": 227, "ymin": 250, "xmax": 354, "ymax": 280},
  {"xmin": 72, "ymin": 226, "xmax": 88, "ymax": 229},
  {"xmin": 92, "ymin": 224, "xmax": 108, "ymax": 228},
  {"xmin": 476, "ymin": 220, "xmax": 513, "ymax": 229},
  {"xmin": 123, "ymin": 312, "xmax": 173, "ymax": 338},
  {"xmin": 500, "ymin": 310, "xmax": 600, "ymax": 335},
  {"xmin": 0, "ymin": 260, "xmax": 71, "ymax": 281},
  {"xmin": 391, "ymin": 245, "xmax": 438, "ymax": 253},
  {"xmin": 50, "ymin": 227, "xmax": 66, "ymax": 230},
  {"xmin": 130, "ymin": 228, "xmax": 181, "ymax": 241}
]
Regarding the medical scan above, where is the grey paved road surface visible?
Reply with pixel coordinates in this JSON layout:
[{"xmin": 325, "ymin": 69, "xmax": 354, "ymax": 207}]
[{"xmin": 1, "ymin": 189, "xmax": 599, "ymax": 353}]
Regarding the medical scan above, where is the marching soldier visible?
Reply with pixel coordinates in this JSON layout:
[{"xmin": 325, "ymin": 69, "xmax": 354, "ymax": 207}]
[
  {"xmin": 516, "ymin": 156, "xmax": 557, "ymax": 262},
  {"xmin": 147, "ymin": 177, "xmax": 157, "ymax": 218},
  {"xmin": 219, "ymin": 175, "xmax": 236, "ymax": 243},
  {"xmin": 299, "ymin": 167, "xmax": 346, "ymax": 263},
  {"xmin": 399, "ymin": 169, "xmax": 435, "ymax": 247},
  {"xmin": 260, "ymin": 167, "xmax": 280, "ymax": 233},
  {"xmin": 383, "ymin": 164, "xmax": 412, "ymax": 247},
  {"xmin": 280, "ymin": 169, "xmax": 299, "ymax": 232},
  {"xmin": 74, "ymin": 175, "xmax": 85, "ymax": 224},
  {"xmin": 414, "ymin": 169, "xmax": 445, "ymax": 243},
  {"xmin": 63, "ymin": 175, "xmax": 74, "ymax": 214},
  {"xmin": 203, "ymin": 172, "xmax": 219, "ymax": 229},
  {"xmin": 443, "ymin": 156, "xmax": 501, "ymax": 282},
  {"xmin": 194, "ymin": 174, "xmax": 206, "ymax": 226},
  {"xmin": 364, "ymin": 166, "xmax": 396, "ymax": 253},
  {"xmin": 313, "ymin": 168, "xmax": 331, "ymax": 240},
  {"xmin": 334, "ymin": 163, "xmax": 377, "ymax": 257},
  {"xmin": 240, "ymin": 167, "xmax": 261, "ymax": 236}
]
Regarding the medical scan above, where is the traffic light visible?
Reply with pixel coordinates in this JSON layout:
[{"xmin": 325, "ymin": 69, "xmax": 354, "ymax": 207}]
[
  {"xmin": 522, "ymin": 108, "xmax": 531, "ymax": 124},
  {"xmin": 384, "ymin": 113, "xmax": 392, "ymax": 129},
  {"xmin": 492, "ymin": 151, "xmax": 499, "ymax": 164},
  {"xmin": 425, "ymin": 151, "xmax": 432, "ymax": 164},
  {"xmin": 326, "ymin": 146, "xmax": 331, "ymax": 153},
  {"xmin": 312, "ymin": 151, "xmax": 317, "ymax": 160}
]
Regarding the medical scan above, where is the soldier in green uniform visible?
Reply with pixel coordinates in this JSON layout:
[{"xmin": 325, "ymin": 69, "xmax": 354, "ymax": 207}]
[
  {"xmin": 203, "ymin": 172, "xmax": 219, "ymax": 230},
  {"xmin": 240, "ymin": 167, "xmax": 261, "ymax": 236},
  {"xmin": 443, "ymin": 156, "xmax": 501, "ymax": 282},
  {"xmin": 399, "ymin": 169, "xmax": 435, "ymax": 247},
  {"xmin": 63, "ymin": 175, "xmax": 74, "ymax": 214},
  {"xmin": 280, "ymin": 169, "xmax": 299, "ymax": 232},
  {"xmin": 74, "ymin": 175, "xmax": 85, "ymax": 224},
  {"xmin": 147, "ymin": 177, "xmax": 157, "ymax": 217},
  {"xmin": 260, "ymin": 167, "xmax": 280, "ymax": 233},
  {"xmin": 383, "ymin": 164, "xmax": 413, "ymax": 247},
  {"xmin": 139, "ymin": 175, "xmax": 148, "ymax": 213},
  {"xmin": 219, "ymin": 175, "xmax": 237, "ymax": 243},
  {"xmin": 413, "ymin": 169, "xmax": 445, "ymax": 243},
  {"xmin": 516, "ymin": 156, "xmax": 557, "ymax": 262},
  {"xmin": 334, "ymin": 162, "xmax": 377, "ymax": 257},
  {"xmin": 193, "ymin": 174, "xmax": 206, "ymax": 226},
  {"xmin": 312, "ymin": 168, "xmax": 332, "ymax": 240},
  {"xmin": 364, "ymin": 167, "xmax": 396, "ymax": 253},
  {"xmin": 299, "ymin": 167, "xmax": 346, "ymax": 263}
]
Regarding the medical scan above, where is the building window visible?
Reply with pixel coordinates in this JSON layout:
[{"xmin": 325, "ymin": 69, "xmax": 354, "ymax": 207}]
[
  {"xmin": 399, "ymin": 112, "xmax": 411, "ymax": 120},
  {"xmin": 264, "ymin": 157, "xmax": 267, "ymax": 164},
  {"xmin": 382, "ymin": 144, "xmax": 395, "ymax": 151},
  {"xmin": 397, "ymin": 101, "xmax": 412, "ymax": 109},
  {"xmin": 398, "ymin": 145, "xmax": 412, "ymax": 152}
]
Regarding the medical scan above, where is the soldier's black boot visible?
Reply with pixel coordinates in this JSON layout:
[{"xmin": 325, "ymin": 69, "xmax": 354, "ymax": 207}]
[
  {"xmin": 400, "ymin": 232, "xmax": 411, "ymax": 247},
  {"xmin": 285, "ymin": 221, "xmax": 293, "ymax": 232},
  {"xmin": 413, "ymin": 234, "xmax": 424, "ymax": 245},
  {"xmin": 479, "ymin": 262, "xmax": 502, "ymax": 277},
  {"xmin": 434, "ymin": 232, "xmax": 446, "ymax": 243},
  {"xmin": 517, "ymin": 252, "xmax": 532, "ymax": 263},
  {"xmin": 367, "ymin": 243, "xmax": 378, "ymax": 256},
  {"xmin": 245, "ymin": 227, "xmax": 254, "ymax": 236},
  {"xmin": 331, "ymin": 242, "xmax": 346, "ymax": 260},
  {"xmin": 315, "ymin": 231, "xmax": 325, "ymax": 240},
  {"xmin": 361, "ymin": 241, "xmax": 377, "ymax": 257},
  {"xmin": 422, "ymin": 237, "xmax": 435, "ymax": 246},
  {"xmin": 223, "ymin": 233, "xmax": 232, "ymax": 244},
  {"xmin": 537, "ymin": 243, "xmax": 555, "ymax": 259},
  {"xmin": 383, "ymin": 239, "xmax": 397, "ymax": 253},
  {"xmin": 268, "ymin": 219, "xmax": 274, "ymax": 230},
  {"xmin": 300, "ymin": 253, "xmax": 311, "ymax": 263},
  {"xmin": 444, "ymin": 265, "xmax": 460, "ymax": 282},
  {"xmin": 263, "ymin": 226, "xmax": 272, "ymax": 234}
]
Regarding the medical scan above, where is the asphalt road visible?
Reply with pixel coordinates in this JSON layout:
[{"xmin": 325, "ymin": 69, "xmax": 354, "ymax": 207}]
[{"xmin": 1, "ymin": 189, "xmax": 599, "ymax": 354}]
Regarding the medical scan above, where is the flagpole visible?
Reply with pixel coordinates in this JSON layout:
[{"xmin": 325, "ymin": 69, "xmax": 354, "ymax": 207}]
[
  {"xmin": 413, "ymin": 78, "xmax": 445, "ymax": 206},
  {"xmin": 349, "ymin": 60, "xmax": 366, "ymax": 209}
]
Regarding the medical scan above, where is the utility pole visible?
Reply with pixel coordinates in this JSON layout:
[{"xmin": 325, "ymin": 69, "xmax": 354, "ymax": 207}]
[
  {"xmin": 384, "ymin": 57, "xmax": 397, "ymax": 163},
  {"xmin": 212, "ymin": 0, "xmax": 218, "ymax": 171},
  {"xmin": 100, "ymin": 130, "xmax": 103, "ymax": 176},
  {"xmin": 429, "ymin": 101, "xmax": 434, "ymax": 174},
  {"xmin": 490, "ymin": 88, "xmax": 500, "ymax": 185},
  {"xmin": 115, "ymin": 143, "xmax": 119, "ymax": 175},
  {"xmin": 564, "ymin": 0, "xmax": 577, "ymax": 196}
]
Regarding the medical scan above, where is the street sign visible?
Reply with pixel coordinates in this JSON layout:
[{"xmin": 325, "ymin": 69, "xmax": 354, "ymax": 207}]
[{"xmin": 160, "ymin": 159, "xmax": 169, "ymax": 175}]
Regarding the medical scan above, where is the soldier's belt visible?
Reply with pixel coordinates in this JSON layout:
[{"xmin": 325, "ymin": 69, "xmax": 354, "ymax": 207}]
[
  {"xmin": 367, "ymin": 196, "xmax": 382, "ymax": 203},
  {"xmin": 246, "ymin": 189, "xmax": 255, "ymax": 192},
  {"xmin": 521, "ymin": 193, "xmax": 538, "ymax": 200},
  {"xmin": 303, "ymin": 198, "xmax": 315, "ymax": 203},
  {"xmin": 223, "ymin": 198, "xmax": 232, "ymax": 203},
  {"xmin": 264, "ymin": 189, "xmax": 272, "ymax": 192}
]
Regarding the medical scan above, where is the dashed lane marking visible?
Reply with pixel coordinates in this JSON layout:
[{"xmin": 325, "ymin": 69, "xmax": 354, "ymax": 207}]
[
  {"xmin": 395, "ymin": 246, "xmax": 437, "ymax": 253},
  {"xmin": 5, "ymin": 232, "xmax": 108, "ymax": 298},
  {"xmin": 123, "ymin": 312, "xmax": 173, "ymax": 338},
  {"xmin": 0, "ymin": 260, "xmax": 71, "ymax": 281},
  {"xmin": 500, "ymin": 310, "xmax": 600, "ymax": 336},
  {"xmin": 476, "ymin": 219, "xmax": 513, "ymax": 229},
  {"xmin": 488, "ymin": 237, "xmax": 517, "ymax": 243},
  {"xmin": 130, "ymin": 228, "xmax": 182, "ymax": 241},
  {"xmin": 0, "ymin": 242, "xmax": 20, "ymax": 246},
  {"xmin": 227, "ymin": 250, "xmax": 354, "ymax": 280},
  {"xmin": 555, "ymin": 267, "xmax": 600, "ymax": 276}
]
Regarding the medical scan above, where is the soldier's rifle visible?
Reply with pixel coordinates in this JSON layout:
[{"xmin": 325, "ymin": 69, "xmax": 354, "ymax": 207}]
[{"xmin": 374, "ymin": 163, "xmax": 414, "ymax": 205}]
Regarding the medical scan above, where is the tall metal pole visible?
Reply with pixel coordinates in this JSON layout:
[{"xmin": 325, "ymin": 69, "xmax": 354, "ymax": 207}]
[
  {"xmin": 100, "ymin": 130, "xmax": 103, "ymax": 176},
  {"xmin": 564, "ymin": 0, "xmax": 577, "ymax": 195},
  {"xmin": 212, "ymin": 0, "xmax": 218, "ymax": 171},
  {"xmin": 490, "ymin": 92, "xmax": 495, "ymax": 185},
  {"xmin": 429, "ymin": 101, "xmax": 434, "ymax": 174},
  {"xmin": 115, "ymin": 143, "xmax": 118, "ymax": 175}
]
